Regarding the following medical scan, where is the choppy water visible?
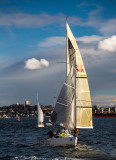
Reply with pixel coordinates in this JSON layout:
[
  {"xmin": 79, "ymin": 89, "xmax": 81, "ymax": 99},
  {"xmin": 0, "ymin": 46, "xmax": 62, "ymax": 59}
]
[{"xmin": 0, "ymin": 117, "xmax": 116, "ymax": 160}]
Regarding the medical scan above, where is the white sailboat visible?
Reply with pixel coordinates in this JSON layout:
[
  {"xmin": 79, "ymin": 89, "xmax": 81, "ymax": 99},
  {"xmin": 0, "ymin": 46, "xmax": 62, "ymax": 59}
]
[
  {"xmin": 37, "ymin": 94, "xmax": 44, "ymax": 127},
  {"xmin": 48, "ymin": 20, "xmax": 93, "ymax": 146}
]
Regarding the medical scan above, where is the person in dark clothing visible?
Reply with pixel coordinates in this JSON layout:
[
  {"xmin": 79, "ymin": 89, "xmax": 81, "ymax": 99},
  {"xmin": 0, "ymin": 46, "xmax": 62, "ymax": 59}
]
[
  {"xmin": 74, "ymin": 128, "xmax": 79, "ymax": 137},
  {"xmin": 53, "ymin": 132, "xmax": 59, "ymax": 138},
  {"xmin": 56, "ymin": 129, "xmax": 61, "ymax": 135},
  {"xmin": 74, "ymin": 129, "xmax": 77, "ymax": 137},
  {"xmin": 47, "ymin": 129, "xmax": 53, "ymax": 138}
]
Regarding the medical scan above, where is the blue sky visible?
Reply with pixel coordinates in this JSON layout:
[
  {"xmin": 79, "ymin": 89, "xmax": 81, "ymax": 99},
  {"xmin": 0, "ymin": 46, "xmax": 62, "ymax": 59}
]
[{"xmin": 0, "ymin": 0, "xmax": 116, "ymax": 107}]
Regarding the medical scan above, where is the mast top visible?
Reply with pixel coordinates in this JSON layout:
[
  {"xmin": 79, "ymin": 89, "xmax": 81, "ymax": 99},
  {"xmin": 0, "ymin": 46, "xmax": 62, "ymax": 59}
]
[
  {"xmin": 37, "ymin": 92, "xmax": 39, "ymax": 105},
  {"xmin": 66, "ymin": 16, "xmax": 68, "ymax": 25}
]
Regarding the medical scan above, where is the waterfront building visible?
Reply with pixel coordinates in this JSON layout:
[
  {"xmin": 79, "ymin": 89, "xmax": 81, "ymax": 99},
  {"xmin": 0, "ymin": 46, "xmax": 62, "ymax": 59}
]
[{"xmin": 25, "ymin": 101, "xmax": 30, "ymax": 106}]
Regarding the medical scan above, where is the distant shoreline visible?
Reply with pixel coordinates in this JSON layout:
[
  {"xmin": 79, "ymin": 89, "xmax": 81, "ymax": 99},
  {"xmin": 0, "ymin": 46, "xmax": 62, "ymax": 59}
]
[{"xmin": 0, "ymin": 104, "xmax": 54, "ymax": 118}]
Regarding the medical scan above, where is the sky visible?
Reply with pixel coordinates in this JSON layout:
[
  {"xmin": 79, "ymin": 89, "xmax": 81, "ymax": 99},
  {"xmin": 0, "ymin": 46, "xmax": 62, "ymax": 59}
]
[{"xmin": 0, "ymin": 0, "xmax": 116, "ymax": 107}]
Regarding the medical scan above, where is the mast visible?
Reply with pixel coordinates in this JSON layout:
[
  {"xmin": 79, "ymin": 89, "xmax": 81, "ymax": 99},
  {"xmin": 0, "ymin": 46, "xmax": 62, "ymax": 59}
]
[
  {"xmin": 66, "ymin": 17, "xmax": 75, "ymax": 130},
  {"xmin": 66, "ymin": 16, "xmax": 68, "ymax": 76},
  {"xmin": 66, "ymin": 19, "xmax": 76, "ymax": 129},
  {"xmin": 74, "ymin": 60, "xmax": 77, "ymax": 130},
  {"xmin": 37, "ymin": 92, "xmax": 39, "ymax": 105}
]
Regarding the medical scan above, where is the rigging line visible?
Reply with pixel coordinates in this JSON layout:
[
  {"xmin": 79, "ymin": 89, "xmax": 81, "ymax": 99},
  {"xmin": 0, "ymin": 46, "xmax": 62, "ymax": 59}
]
[
  {"xmin": 70, "ymin": 57, "xmax": 75, "ymax": 62},
  {"xmin": 56, "ymin": 62, "xmax": 69, "ymax": 64},
  {"xmin": 70, "ymin": 55, "xmax": 75, "ymax": 60},
  {"xmin": 64, "ymin": 82, "xmax": 75, "ymax": 89},
  {"xmin": 70, "ymin": 72, "xmax": 76, "ymax": 79},
  {"xmin": 69, "ymin": 50, "xmax": 76, "ymax": 56},
  {"xmin": 57, "ymin": 92, "xmax": 75, "ymax": 108},
  {"xmin": 58, "ymin": 97, "xmax": 74, "ymax": 103},
  {"xmin": 73, "ymin": 66, "xmax": 76, "ymax": 71},
  {"xmin": 56, "ymin": 102, "xmax": 68, "ymax": 107},
  {"xmin": 58, "ymin": 92, "xmax": 74, "ymax": 105},
  {"xmin": 71, "ymin": 76, "xmax": 75, "ymax": 81}
]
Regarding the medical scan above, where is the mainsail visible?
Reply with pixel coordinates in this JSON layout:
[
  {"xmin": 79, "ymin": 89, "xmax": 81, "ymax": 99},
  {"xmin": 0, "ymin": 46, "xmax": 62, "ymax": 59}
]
[
  {"xmin": 38, "ymin": 103, "xmax": 44, "ymax": 123},
  {"xmin": 51, "ymin": 22, "xmax": 93, "ymax": 130},
  {"xmin": 66, "ymin": 23, "xmax": 93, "ymax": 129},
  {"xmin": 37, "ymin": 94, "xmax": 44, "ymax": 123}
]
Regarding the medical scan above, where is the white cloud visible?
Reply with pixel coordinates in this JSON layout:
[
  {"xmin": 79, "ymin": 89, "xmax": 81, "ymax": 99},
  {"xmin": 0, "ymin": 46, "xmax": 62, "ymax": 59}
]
[
  {"xmin": 100, "ymin": 18, "xmax": 116, "ymax": 35},
  {"xmin": 92, "ymin": 95, "xmax": 116, "ymax": 107},
  {"xmin": 0, "ymin": 11, "xmax": 115, "ymax": 37},
  {"xmin": 38, "ymin": 37, "xmax": 65, "ymax": 47},
  {"xmin": 77, "ymin": 35, "xmax": 103, "ymax": 43},
  {"xmin": 24, "ymin": 58, "xmax": 49, "ymax": 70},
  {"xmin": 0, "ymin": 13, "xmax": 65, "ymax": 27},
  {"xmin": 98, "ymin": 35, "xmax": 116, "ymax": 52},
  {"xmin": 76, "ymin": 5, "xmax": 116, "ymax": 36},
  {"xmin": 40, "ymin": 59, "xmax": 49, "ymax": 67},
  {"xmin": 0, "ymin": 12, "xmax": 83, "ymax": 28},
  {"xmin": 0, "ymin": 10, "xmax": 115, "ymax": 37},
  {"xmin": 39, "ymin": 35, "xmax": 103, "ymax": 48}
]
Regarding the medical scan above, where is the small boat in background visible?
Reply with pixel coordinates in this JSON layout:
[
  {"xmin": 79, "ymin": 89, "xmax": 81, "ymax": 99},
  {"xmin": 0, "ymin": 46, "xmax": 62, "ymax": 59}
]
[
  {"xmin": 46, "ymin": 118, "xmax": 52, "ymax": 126},
  {"xmin": 37, "ymin": 93, "xmax": 44, "ymax": 127}
]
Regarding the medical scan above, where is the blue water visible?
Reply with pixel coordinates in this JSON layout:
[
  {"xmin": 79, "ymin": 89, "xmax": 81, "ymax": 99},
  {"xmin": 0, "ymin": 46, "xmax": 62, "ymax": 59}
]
[{"xmin": 0, "ymin": 117, "xmax": 116, "ymax": 160}]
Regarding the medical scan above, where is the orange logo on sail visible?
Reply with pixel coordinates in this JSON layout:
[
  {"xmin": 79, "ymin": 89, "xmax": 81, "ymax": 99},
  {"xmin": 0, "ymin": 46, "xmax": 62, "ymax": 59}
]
[{"xmin": 76, "ymin": 65, "xmax": 84, "ymax": 72}]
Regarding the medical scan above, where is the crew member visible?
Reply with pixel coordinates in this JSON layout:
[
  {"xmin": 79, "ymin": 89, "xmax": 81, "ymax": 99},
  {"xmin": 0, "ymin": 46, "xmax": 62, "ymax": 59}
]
[{"xmin": 47, "ymin": 129, "xmax": 53, "ymax": 138}]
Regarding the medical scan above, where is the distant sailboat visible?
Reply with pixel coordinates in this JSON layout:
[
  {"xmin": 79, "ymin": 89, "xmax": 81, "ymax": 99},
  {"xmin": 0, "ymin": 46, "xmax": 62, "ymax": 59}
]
[
  {"xmin": 48, "ymin": 19, "xmax": 93, "ymax": 146},
  {"xmin": 37, "ymin": 94, "xmax": 44, "ymax": 127}
]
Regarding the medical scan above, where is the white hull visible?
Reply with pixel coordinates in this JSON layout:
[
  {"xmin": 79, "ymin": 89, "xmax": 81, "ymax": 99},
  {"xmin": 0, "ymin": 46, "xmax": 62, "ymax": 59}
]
[
  {"xmin": 46, "ymin": 123, "xmax": 52, "ymax": 126},
  {"xmin": 47, "ymin": 135, "xmax": 78, "ymax": 146},
  {"xmin": 38, "ymin": 122, "xmax": 44, "ymax": 127}
]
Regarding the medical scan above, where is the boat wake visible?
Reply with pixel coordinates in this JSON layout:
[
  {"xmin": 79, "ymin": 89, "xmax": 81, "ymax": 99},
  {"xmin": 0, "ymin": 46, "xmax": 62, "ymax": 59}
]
[{"xmin": 12, "ymin": 156, "xmax": 97, "ymax": 160}]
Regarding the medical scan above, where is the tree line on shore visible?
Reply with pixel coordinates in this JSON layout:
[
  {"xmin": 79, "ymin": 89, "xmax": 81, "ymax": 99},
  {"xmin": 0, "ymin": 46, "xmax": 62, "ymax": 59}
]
[{"xmin": 0, "ymin": 104, "xmax": 54, "ymax": 118}]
